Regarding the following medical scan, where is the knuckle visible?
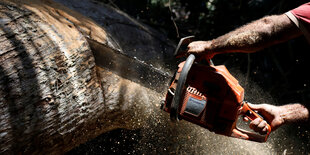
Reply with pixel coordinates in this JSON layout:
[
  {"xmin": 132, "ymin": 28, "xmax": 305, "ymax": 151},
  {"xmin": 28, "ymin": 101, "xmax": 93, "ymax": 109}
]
[
  {"xmin": 249, "ymin": 122, "xmax": 255, "ymax": 129},
  {"xmin": 258, "ymin": 122, "xmax": 265, "ymax": 129},
  {"xmin": 253, "ymin": 118, "xmax": 262, "ymax": 124}
]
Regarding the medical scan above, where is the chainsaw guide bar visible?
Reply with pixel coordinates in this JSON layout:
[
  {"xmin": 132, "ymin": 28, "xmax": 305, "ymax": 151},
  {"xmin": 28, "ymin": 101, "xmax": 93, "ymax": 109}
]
[{"xmin": 89, "ymin": 39, "xmax": 173, "ymax": 93}]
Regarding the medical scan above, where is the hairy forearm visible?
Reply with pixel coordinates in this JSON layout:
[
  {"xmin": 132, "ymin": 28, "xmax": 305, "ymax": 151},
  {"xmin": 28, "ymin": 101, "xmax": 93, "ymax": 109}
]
[
  {"xmin": 210, "ymin": 14, "xmax": 302, "ymax": 54},
  {"xmin": 280, "ymin": 103, "xmax": 309, "ymax": 124}
]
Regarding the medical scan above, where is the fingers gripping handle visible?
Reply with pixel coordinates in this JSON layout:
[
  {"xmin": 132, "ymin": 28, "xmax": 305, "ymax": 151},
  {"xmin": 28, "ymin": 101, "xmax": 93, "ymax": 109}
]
[
  {"xmin": 232, "ymin": 102, "xmax": 272, "ymax": 142},
  {"xmin": 175, "ymin": 36, "xmax": 214, "ymax": 65}
]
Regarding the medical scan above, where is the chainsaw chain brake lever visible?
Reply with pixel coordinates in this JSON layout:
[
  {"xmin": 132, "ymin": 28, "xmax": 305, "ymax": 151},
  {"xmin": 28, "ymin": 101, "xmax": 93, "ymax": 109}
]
[
  {"xmin": 174, "ymin": 36, "xmax": 195, "ymax": 57},
  {"xmin": 232, "ymin": 101, "xmax": 272, "ymax": 142}
]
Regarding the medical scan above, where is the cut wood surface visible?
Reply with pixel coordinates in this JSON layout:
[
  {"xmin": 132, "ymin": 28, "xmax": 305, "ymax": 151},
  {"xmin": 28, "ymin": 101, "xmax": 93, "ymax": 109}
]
[{"xmin": 0, "ymin": 0, "xmax": 175, "ymax": 154}]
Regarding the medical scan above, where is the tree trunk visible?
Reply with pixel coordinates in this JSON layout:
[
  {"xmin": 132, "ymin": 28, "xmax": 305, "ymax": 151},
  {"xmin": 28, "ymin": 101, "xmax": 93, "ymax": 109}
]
[{"xmin": 0, "ymin": 0, "xmax": 174, "ymax": 154}]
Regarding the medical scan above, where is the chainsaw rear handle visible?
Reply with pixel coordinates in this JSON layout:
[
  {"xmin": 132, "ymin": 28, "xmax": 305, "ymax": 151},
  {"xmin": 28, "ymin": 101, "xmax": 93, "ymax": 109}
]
[
  {"xmin": 170, "ymin": 54, "xmax": 196, "ymax": 121},
  {"xmin": 232, "ymin": 102, "xmax": 272, "ymax": 142}
]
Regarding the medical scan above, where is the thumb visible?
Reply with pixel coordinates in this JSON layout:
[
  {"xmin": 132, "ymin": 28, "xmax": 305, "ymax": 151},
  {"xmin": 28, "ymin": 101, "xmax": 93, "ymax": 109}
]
[
  {"xmin": 247, "ymin": 103, "xmax": 266, "ymax": 112},
  {"xmin": 247, "ymin": 103, "xmax": 272, "ymax": 121}
]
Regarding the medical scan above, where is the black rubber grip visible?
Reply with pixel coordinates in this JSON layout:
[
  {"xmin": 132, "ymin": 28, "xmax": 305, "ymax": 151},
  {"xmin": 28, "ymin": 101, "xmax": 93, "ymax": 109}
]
[{"xmin": 170, "ymin": 54, "xmax": 195, "ymax": 121}]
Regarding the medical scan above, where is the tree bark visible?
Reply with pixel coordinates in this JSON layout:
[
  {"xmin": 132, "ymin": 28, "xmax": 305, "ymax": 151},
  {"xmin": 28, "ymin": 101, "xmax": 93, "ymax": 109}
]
[{"xmin": 0, "ymin": 0, "xmax": 174, "ymax": 154}]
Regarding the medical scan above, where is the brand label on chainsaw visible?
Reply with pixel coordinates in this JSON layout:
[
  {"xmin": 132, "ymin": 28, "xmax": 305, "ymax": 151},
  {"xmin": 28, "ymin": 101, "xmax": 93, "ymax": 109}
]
[{"xmin": 185, "ymin": 97, "xmax": 206, "ymax": 116}]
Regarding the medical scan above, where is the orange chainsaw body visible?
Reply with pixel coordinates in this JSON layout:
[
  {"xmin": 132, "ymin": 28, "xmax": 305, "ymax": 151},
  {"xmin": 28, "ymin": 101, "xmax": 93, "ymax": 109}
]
[
  {"xmin": 162, "ymin": 62, "xmax": 244, "ymax": 135},
  {"xmin": 161, "ymin": 36, "xmax": 271, "ymax": 142}
]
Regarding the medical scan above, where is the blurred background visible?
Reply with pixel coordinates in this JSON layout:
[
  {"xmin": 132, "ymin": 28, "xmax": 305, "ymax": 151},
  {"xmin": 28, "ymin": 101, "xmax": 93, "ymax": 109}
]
[
  {"xmin": 68, "ymin": 0, "xmax": 310, "ymax": 154},
  {"xmin": 94, "ymin": 0, "xmax": 310, "ymax": 105}
]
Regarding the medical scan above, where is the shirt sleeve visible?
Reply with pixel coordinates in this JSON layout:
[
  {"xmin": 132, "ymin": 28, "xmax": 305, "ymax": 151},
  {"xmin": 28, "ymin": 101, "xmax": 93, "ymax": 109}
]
[
  {"xmin": 291, "ymin": 2, "xmax": 310, "ymax": 25},
  {"xmin": 285, "ymin": 2, "xmax": 310, "ymax": 43}
]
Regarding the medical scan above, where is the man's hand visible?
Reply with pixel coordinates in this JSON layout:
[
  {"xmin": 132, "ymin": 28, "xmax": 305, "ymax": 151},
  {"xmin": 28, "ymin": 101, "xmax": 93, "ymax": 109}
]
[
  {"xmin": 246, "ymin": 103, "xmax": 285, "ymax": 134},
  {"xmin": 244, "ymin": 103, "xmax": 309, "ymax": 135},
  {"xmin": 187, "ymin": 41, "xmax": 215, "ymax": 59}
]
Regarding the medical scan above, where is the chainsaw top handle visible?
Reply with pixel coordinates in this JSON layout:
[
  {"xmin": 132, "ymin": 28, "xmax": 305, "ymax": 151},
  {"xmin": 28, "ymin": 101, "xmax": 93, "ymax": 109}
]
[
  {"xmin": 174, "ymin": 36, "xmax": 213, "ymax": 65},
  {"xmin": 170, "ymin": 54, "xmax": 195, "ymax": 121},
  {"xmin": 174, "ymin": 36, "xmax": 195, "ymax": 56}
]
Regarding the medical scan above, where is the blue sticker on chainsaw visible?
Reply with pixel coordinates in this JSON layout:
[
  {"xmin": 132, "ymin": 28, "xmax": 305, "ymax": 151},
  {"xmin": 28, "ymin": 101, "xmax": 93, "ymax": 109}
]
[{"xmin": 185, "ymin": 97, "xmax": 206, "ymax": 116}]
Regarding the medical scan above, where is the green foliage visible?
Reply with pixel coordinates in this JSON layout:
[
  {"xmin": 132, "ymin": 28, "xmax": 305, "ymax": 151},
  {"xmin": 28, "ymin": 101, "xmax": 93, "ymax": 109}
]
[{"xmin": 150, "ymin": 0, "xmax": 169, "ymax": 5}]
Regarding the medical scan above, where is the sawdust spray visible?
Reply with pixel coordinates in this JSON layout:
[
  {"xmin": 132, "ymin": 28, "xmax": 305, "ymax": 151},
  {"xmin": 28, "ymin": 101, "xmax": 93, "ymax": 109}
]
[
  {"xmin": 129, "ymin": 68, "xmax": 309, "ymax": 154},
  {"xmin": 69, "ymin": 68, "xmax": 310, "ymax": 155}
]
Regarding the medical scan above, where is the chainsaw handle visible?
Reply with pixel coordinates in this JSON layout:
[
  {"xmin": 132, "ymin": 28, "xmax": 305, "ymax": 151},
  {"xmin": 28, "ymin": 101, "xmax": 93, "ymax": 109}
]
[
  {"xmin": 170, "ymin": 54, "xmax": 195, "ymax": 121},
  {"xmin": 232, "ymin": 102, "xmax": 272, "ymax": 142},
  {"xmin": 174, "ymin": 36, "xmax": 214, "ymax": 65},
  {"xmin": 174, "ymin": 36, "xmax": 195, "ymax": 56}
]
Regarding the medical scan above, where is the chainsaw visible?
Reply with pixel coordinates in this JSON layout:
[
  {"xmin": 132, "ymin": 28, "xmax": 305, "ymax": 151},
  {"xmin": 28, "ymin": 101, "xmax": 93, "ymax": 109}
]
[{"xmin": 161, "ymin": 36, "xmax": 272, "ymax": 142}]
